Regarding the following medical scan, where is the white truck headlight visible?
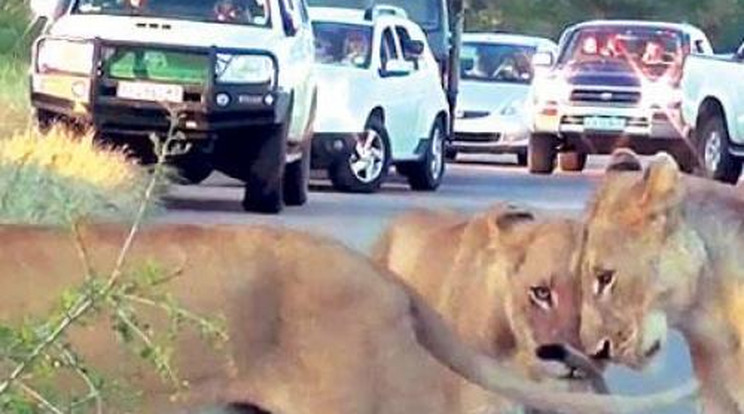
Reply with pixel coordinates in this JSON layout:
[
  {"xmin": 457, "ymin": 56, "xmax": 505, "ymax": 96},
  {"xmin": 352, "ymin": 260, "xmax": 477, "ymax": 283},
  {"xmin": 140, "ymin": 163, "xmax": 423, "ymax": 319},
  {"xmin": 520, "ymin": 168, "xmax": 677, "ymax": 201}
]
[
  {"xmin": 215, "ymin": 54, "xmax": 275, "ymax": 85},
  {"xmin": 36, "ymin": 38, "xmax": 95, "ymax": 76}
]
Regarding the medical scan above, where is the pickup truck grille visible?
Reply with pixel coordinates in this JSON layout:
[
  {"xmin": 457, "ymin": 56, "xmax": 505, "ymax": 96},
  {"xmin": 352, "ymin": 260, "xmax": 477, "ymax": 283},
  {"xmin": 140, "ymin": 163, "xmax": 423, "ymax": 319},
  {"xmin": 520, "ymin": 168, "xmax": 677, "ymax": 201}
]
[{"xmin": 570, "ymin": 89, "xmax": 641, "ymax": 106}]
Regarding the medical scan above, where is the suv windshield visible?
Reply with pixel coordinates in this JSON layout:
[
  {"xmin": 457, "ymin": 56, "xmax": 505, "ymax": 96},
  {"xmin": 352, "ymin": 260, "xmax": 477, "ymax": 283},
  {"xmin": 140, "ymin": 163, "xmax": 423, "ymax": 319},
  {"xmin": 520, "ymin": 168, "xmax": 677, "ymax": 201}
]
[
  {"xmin": 73, "ymin": 0, "xmax": 271, "ymax": 27},
  {"xmin": 560, "ymin": 26, "xmax": 684, "ymax": 80},
  {"xmin": 460, "ymin": 42, "xmax": 536, "ymax": 84},
  {"xmin": 307, "ymin": 0, "xmax": 441, "ymax": 29},
  {"xmin": 313, "ymin": 22, "xmax": 373, "ymax": 69}
]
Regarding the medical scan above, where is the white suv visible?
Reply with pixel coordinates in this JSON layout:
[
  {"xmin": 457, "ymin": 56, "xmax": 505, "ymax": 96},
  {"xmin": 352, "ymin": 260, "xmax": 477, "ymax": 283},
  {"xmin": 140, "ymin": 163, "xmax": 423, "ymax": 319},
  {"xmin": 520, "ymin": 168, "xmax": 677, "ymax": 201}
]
[
  {"xmin": 29, "ymin": 0, "xmax": 317, "ymax": 214},
  {"xmin": 309, "ymin": 6, "xmax": 449, "ymax": 192}
]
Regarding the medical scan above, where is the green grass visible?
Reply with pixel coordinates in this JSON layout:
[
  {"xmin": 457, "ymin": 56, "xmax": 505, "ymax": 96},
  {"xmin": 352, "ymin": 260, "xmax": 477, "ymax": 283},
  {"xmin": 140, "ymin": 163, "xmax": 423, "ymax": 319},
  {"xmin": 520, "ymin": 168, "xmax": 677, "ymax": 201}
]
[
  {"xmin": 0, "ymin": 128, "xmax": 162, "ymax": 225},
  {"xmin": 0, "ymin": 0, "xmax": 34, "ymax": 136},
  {"xmin": 0, "ymin": 60, "xmax": 30, "ymax": 137}
]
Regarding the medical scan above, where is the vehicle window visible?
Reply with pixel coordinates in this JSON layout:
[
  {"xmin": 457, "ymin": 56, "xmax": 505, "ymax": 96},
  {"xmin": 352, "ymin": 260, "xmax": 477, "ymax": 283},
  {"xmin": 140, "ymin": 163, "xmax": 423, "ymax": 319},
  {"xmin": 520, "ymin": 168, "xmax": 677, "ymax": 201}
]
[
  {"xmin": 313, "ymin": 22, "xmax": 373, "ymax": 68},
  {"xmin": 73, "ymin": 0, "xmax": 271, "ymax": 27},
  {"xmin": 460, "ymin": 42, "xmax": 536, "ymax": 84},
  {"xmin": 559, "ymin": 26, "xmax": 684, "ymax": 81},
  {"xmin": 380, "ymin": 27, "xmax": 399, "ymax": 69},
  {"xmin": 694, "ymin": 39, "xmax": 706, "ymax": 54},
  {"xmin": 395, "ymin": 26, "xmax": 415, "ymax": 63},
  {"xmin": 280, "ymin": 0, "xmax": 302, "ymax": 34},
  {"xmin": 306, "ymin": 0, "xmax": 442, "ymax": 30}
]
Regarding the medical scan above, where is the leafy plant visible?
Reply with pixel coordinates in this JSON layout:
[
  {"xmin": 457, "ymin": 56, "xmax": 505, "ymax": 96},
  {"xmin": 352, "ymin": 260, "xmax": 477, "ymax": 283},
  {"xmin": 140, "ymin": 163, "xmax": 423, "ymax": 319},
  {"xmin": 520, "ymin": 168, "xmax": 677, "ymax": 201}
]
[{"xmin": 0, "ymin": 110, "xmax": 229, "ymax": 413}]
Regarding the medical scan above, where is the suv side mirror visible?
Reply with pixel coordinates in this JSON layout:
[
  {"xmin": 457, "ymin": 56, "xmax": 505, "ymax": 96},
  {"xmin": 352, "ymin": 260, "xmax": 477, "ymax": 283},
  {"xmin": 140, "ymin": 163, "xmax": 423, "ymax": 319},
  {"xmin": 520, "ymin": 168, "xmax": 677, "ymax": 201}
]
[
  {"xmin": 381, "ymin": 59, "xmax": 413, "ymax": 77},
  {"xmin": 532, "ymin": 51, "xmax": 554, "ymax": 68},
  {"xmin": 403, "ymin": 39, "xmax": 425, "ymax": 59}
]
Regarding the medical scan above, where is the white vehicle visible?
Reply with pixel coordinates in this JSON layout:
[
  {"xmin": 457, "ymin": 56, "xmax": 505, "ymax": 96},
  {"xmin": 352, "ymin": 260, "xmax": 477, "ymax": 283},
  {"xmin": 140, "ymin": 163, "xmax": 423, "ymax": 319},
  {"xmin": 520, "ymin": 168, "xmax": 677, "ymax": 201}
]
[
  {"xmin": 29, "ymin": 0, "xmax": 317, "ymax": 214},
  {"xmin": 530, "ymin": 20, "xmax": 712, "ymax": 174},
  {"xmin": 681, "ymin": 42, "xmax": 744, "ymax": 184},
  {"xmin": 452, "ymin": 33, "xmax": 557, "ymax": 165},
  {"xmin": 309, "ymin": 6, "xmax": 449, "ymax": 192}
]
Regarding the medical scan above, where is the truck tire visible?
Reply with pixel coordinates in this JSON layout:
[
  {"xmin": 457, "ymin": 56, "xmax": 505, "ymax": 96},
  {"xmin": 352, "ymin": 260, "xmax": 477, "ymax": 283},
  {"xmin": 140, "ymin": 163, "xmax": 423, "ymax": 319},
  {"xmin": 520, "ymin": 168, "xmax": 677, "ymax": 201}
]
[
  {"xmin": 329, "ymin": 116, "xmax": 390, "ymax": 193},
  {"xmin": 559, "ymin": 151, "xmax": 587, "ymax": 172},
  {"xmin": 283, "ymin": 144, "xmax": 310, "ymax": 206},
  {"xmin": 400, "ymin": 119, "xmax": 446, "ymax": 191},
  {"xmin": 516, "ymin": 151, "xmax": 528, "ymax": 167},
  {"xmin": 528, "ymin": 133, "xmax": 557, "ymax": 174},
  {"xmin": 169, "ymin": 153, "xmax": 213, "ymax": 185},
  {"xmin": 242, "ymin": 123, "xmax": 288, "ymax": 214},
  {"xmin": 698, "ymin": 114, "xmax": 742, "ymax": 184},
  {"xmin": 284, "ymin": 88, "xmax": 316, "ymax": 207}
]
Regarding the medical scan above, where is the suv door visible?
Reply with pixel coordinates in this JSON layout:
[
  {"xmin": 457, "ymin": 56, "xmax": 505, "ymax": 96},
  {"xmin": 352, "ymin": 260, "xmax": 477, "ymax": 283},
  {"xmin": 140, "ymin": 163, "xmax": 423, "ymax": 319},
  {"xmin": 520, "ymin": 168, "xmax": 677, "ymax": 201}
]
[
  {"xmin": 378, "ymin": 25, "xmax": 416, "ymax": 159},
  {"xmin": 395, "ymin": 24, "xmax": 431, "ymax": 158},
  {"xmin": 280, "ymin": 0, "xmax": 315, "ymax": 144}
]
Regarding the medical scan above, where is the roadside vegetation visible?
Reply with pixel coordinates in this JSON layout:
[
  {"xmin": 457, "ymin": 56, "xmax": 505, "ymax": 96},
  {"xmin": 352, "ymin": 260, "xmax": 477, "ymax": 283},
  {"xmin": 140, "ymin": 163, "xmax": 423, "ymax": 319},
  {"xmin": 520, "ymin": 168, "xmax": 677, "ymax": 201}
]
[
  {"xmin": 0, "ymin": 115, "xmax": 227, "ymax": 413},
  {"xmin": 0, "ymin": 0, "xmax": 33, "ymax": 137},
  {"xmin": 0, "ymin": 127, "xmax": 160, "ymax": 224}
]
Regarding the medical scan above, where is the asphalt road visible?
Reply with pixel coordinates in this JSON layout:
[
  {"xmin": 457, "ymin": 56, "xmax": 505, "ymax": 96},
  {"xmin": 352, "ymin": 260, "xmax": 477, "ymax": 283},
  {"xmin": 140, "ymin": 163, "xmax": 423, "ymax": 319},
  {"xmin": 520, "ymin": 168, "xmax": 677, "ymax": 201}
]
[{"xmin": 161, "ymin": 154, "xmax": 696, "ymax": 413}]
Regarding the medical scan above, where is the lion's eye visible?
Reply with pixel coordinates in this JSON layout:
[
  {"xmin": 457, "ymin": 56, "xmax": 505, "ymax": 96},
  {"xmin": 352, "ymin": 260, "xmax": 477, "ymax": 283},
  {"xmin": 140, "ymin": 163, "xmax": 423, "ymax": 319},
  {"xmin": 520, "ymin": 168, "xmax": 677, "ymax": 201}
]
[
  {"xmin": 529, "ymin": 286, "xmax": 553, "ymax": 309},
  {"xmin": 595, "ymin": 269, "xmax": 616, "ymax": 296}
]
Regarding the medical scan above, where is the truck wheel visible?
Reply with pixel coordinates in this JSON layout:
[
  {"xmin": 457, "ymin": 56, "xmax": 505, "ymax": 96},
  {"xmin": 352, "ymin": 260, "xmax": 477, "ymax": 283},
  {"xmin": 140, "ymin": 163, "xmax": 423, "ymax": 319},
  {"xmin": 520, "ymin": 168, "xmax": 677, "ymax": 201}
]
[
  {"xmin": 169, "ymin": 154, "xmax": 213, "ymax": 185},
  {"xmin": 242, "ymin": 123, "xmax": 287, "ymax": 214},
  {"xmin": 283, "ymin": 144, "xmax": 310, "ymax": 206},
  {"xmin": 698, "ymin": 114, "xmax": 742, "ymax": 184},
  {"xmin": 401, "ymin": 119, "xmax": 446, "ymax": 191},
  {"xmin": 445, "ymin": 146, "xmax": 458, "ymax": 161},
  {"xmin": 516, "ymin": 151, "xmax": 528, "ymax": 166},
  {"xmin": 528, "ymin": 133, "xmax": 557, "ymax": 174},
  {"xmin": 559, "ymin": 151, "xmax": 587, "ymax": 172},
  {"xmin": 329, "ymin": 116, "xmax": 390, "ymax": 193}
]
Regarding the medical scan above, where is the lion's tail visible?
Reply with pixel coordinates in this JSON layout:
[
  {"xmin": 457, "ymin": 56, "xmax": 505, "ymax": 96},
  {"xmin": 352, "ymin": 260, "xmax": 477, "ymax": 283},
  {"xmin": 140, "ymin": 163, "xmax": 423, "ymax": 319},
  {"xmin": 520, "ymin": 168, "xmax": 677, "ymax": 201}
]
[{"xmin": 405, "ymin": 286, "xmax": 698, "ymax": 414}]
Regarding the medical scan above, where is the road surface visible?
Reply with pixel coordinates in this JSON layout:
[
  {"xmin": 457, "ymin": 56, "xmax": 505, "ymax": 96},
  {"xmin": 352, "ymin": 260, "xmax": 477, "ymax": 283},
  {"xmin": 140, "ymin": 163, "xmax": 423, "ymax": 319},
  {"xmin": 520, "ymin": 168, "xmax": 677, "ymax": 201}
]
[{"xmin": 161, "ymin": 154, "xmax": 696, "ymax": 413}]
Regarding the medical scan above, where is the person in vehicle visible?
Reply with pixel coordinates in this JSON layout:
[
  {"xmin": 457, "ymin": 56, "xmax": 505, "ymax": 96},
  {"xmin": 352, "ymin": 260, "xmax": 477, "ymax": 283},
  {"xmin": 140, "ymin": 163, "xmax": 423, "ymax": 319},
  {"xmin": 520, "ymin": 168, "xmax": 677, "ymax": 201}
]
[
  {"xmin": 342, "ymin": 31, "xmax": 369, "ymax": 67},
  {"xmin": 214, "ymin": 0, "xmax": 250, "ymax": 23}
]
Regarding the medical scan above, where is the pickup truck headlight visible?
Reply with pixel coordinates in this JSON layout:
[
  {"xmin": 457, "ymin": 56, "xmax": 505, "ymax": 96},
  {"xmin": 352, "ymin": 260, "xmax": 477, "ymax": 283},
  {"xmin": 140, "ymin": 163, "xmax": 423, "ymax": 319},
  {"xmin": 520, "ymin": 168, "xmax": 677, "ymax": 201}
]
[
  {"xmin": 215, "ymin": 54, "xmax": 275, "ymax": 85},
  {"xmin": 36, "ymin": 38, "xmax": 95, "ymax": 76}
]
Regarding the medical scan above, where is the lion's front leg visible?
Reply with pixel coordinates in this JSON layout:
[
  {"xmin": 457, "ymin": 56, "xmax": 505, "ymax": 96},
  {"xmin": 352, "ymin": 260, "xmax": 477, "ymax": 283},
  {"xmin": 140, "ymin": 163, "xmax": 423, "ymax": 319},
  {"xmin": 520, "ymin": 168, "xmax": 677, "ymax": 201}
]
[{"xmin": 686, "ymin": 329, "xmax": 744, "ymax": 414}]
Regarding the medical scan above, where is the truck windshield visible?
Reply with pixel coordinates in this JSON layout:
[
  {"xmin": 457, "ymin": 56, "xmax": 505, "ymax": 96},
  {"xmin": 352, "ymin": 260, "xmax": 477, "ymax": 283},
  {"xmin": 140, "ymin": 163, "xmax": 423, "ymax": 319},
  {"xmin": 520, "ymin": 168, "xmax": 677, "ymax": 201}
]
[
  {"xmin": 560, "ymin": 26, "xmax": 684, "ymax": 81},
  {"xmin": 73, "ymin": 0, "xmax": 271, "ymax": 27},
  {"xmin": 307, "ymin": 0, "xmax": 441, "ymax": 30},
  {"xmin": 313, "ymin": 22, "xmax": 373, "ymax": 69},
  {"xmin": 460, "ymin": 42, "xmax": 536, "ymax": 84}
]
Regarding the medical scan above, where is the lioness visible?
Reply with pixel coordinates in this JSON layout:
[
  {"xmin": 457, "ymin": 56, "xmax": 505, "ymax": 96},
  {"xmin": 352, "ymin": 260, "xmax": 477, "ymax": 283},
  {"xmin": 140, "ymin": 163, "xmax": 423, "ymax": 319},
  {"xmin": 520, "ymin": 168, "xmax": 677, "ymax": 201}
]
[
  {"xmin": 580, "ymin": 150, "xmax": 744, "ymax": 413},
  {"xmin": 0, "ymin": 224, "xmax": 693, "ymax": 413},
  {"xmin": 373, "ymin": 205, "xmax": 602, "ymax": 413}
]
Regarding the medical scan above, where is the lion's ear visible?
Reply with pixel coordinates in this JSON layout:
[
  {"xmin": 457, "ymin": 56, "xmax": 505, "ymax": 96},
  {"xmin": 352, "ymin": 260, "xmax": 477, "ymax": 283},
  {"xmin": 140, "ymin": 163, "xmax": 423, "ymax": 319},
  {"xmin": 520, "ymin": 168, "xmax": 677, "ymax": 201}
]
[
  {"xmin": 607, "ymin": 148, "xmax": 642, "ymax": 173},
  {"xmin": 492, "ymin": 207, "xmax": 535, "ymax": 233},
  {"xmin": 640, "ymin": 152, "xmax": 681, "ymax": 206}
]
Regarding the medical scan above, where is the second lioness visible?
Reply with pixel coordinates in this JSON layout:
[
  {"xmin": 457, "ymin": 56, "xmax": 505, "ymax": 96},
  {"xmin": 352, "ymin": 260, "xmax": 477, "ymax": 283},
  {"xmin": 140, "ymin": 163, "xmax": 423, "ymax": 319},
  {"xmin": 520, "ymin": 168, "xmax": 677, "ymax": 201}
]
[{"xmin": 374, "ymin": 205, "xmax": 593, "ymax": 412}]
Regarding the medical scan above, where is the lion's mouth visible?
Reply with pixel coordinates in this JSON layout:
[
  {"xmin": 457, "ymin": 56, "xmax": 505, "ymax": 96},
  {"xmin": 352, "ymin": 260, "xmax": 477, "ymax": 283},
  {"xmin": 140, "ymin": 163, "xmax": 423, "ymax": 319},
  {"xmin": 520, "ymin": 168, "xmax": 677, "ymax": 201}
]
[
  {"xmin": 535, "ymin": 344, "xmax": 609, "ymax": 393},
  {"xmin": 643, "ymin": 340, "xmax": 662, "ymax": 359}
]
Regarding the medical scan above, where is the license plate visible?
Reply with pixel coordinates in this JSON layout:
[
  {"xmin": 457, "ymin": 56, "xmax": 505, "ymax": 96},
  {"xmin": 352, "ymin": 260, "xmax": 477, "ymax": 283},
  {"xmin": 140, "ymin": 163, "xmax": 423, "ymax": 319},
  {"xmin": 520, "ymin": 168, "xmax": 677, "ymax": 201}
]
[
  {"xmin": 116, "ymin": 81, "xmax": 184, "ymax": 103},
  {"xmin": 583, "ymin": 117, "xmax": 626, "ymax": 131}
]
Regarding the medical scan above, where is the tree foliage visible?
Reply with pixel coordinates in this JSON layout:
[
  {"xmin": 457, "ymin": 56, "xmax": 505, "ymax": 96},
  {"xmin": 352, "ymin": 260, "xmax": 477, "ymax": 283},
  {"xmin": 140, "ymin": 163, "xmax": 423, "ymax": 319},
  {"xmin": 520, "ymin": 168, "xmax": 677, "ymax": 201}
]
[{"xmin": 464, "ymin": 0, "xmax": 744, "ymax": 51}]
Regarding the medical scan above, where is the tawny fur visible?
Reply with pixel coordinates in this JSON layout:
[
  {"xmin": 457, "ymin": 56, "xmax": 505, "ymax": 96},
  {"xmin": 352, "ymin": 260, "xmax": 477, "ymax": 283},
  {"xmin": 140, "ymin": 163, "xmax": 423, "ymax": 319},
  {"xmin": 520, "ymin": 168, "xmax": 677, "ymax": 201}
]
[
  {"xmin": 0, "ymin": 224, "xmax": 696, "ymax": 414},
  {"xmin": 372, "ymin": 205, "xmax": 593, "ymax": 413},
  {"xmin": 581, "ymin": 152, "xmax": 744, "ymax": 414}
]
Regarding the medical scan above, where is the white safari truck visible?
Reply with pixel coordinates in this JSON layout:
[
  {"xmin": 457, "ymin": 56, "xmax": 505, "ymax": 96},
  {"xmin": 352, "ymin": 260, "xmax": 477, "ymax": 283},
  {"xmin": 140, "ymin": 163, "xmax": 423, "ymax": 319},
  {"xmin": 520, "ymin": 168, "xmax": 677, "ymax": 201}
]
[
  {"xmin": 29, "ymin": 0, "xmax": 317, "ymax": 214},
  {"xmin": 529, "ymin": 20, "xmax": 712, "ymax": 174},
  {"xmin": 681, "ymin": 42, "xmax": 744, "ymax": 184}
]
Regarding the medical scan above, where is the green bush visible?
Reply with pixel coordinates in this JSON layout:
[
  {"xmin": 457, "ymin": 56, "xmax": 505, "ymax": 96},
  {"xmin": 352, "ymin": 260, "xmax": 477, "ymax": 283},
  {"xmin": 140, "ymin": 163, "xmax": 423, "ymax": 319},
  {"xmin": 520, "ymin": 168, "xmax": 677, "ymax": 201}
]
[{"xmin": 0, "ymin": 0, "xmax": 33, "ymax": 56}]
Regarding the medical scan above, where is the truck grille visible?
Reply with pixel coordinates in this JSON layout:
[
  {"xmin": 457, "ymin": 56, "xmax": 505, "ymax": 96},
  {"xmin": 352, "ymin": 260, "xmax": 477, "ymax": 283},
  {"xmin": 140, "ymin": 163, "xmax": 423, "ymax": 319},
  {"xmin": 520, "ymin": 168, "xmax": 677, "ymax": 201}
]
[{"xmin": 570, "ymin": 89, "xmax": 641, "ymax": 106}]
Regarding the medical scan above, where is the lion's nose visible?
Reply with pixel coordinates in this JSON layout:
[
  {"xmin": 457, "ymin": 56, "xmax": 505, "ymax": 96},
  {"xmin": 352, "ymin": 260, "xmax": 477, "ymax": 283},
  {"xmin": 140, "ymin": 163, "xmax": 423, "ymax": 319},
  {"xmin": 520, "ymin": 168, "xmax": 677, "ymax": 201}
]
[{"xmin": 592, "ymin": 338, "xmax": 613, "ymax": 360}]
